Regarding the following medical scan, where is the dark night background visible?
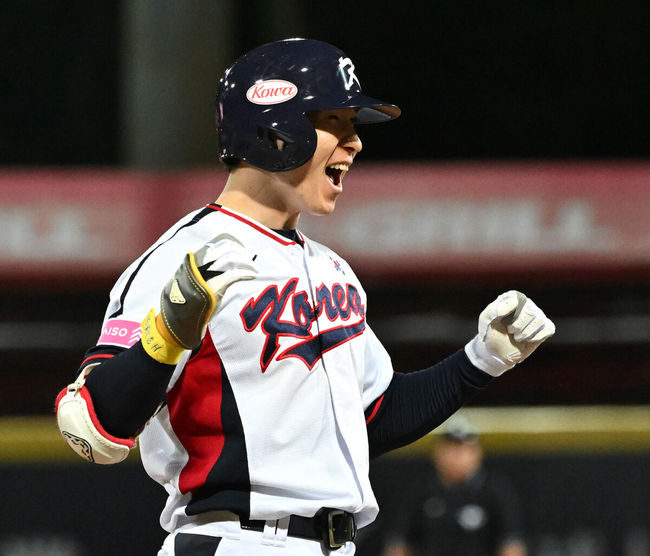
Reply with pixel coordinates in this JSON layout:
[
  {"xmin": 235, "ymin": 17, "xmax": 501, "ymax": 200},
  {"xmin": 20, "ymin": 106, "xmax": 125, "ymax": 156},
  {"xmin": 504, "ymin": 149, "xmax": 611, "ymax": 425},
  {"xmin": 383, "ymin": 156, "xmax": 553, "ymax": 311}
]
[{"xmin": 3, "ymin": 1, "xmax": 650, "ymax": 166}]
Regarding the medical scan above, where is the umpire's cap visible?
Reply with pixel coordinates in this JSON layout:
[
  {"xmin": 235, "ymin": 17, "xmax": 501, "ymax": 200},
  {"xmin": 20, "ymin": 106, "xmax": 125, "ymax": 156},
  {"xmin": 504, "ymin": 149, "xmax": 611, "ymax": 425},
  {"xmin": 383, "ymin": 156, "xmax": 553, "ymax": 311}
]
[
  {"xmin": 442, "ymin": 417, "xmax": 480, "ymax": 444},
  {"xmin": 215, "ymin": 38, "xmax": 401, "ymax": 172}
]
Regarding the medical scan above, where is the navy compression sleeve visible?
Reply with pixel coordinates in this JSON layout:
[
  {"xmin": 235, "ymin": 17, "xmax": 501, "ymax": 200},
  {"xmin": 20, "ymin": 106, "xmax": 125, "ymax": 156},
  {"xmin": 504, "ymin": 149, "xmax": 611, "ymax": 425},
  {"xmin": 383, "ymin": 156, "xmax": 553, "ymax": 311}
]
[
  {"xmin": 83, "ymin": 342, "xmax": 175, "ymax": 439},
  {"xmin": 365, "ymin": 349, "xmax": 492, "ymax": 458}
]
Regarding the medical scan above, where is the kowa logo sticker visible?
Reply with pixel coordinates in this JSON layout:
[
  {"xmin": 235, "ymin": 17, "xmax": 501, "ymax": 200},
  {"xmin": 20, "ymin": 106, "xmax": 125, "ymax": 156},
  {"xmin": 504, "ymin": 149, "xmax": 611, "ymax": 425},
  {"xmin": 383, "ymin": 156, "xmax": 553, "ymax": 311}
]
[{"xmin": 246, "ymin": 80, "xmax": 297, "ymax": 105}]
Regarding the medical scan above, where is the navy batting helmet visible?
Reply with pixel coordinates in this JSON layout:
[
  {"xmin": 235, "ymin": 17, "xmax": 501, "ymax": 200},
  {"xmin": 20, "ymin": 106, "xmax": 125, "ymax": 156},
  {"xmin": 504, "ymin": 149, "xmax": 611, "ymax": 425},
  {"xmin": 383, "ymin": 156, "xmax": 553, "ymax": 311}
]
[{"xmin": 215, "ymin": 38, "xmax": 401, "ymax": 172}]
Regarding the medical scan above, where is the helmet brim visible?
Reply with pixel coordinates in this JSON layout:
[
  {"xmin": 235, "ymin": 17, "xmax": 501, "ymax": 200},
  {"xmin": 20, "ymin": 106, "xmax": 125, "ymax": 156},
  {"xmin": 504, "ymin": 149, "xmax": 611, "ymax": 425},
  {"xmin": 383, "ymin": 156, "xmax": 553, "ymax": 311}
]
[
  {"xmin": 344, "ymin": 95, "xmax": 401, "ymax": 124},
  {"xmin": 310, "ymin": 94, "xmax": 401, "ymax": 124}
]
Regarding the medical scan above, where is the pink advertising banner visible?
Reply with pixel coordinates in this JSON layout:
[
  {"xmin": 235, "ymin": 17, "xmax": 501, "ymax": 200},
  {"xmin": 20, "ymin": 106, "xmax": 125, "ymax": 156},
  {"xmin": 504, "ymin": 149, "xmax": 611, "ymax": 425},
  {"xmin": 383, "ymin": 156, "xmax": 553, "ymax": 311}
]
[
  {"xmin": 1, "ymin": 162, "xmax": 648, "ymax": 283},
  {"xmin": 300, "ymin": 161, "xmax": 650, "ymax": 278}
]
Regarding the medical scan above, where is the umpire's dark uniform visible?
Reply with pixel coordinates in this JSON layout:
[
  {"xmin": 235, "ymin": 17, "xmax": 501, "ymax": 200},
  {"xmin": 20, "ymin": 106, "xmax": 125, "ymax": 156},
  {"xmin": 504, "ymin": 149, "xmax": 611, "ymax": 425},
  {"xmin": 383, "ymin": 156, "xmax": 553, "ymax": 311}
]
[{"xmin": 399, "ymin": 464, "xmax": 526, "ymax": 556}]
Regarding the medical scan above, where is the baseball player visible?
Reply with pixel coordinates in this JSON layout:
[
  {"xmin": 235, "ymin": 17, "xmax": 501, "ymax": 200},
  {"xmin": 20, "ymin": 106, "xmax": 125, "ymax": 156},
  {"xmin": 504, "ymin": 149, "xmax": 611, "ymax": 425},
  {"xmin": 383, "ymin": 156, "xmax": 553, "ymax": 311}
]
[{"xmin": 55, "ymin": 39, "xmax": 555, "ymax": 555}]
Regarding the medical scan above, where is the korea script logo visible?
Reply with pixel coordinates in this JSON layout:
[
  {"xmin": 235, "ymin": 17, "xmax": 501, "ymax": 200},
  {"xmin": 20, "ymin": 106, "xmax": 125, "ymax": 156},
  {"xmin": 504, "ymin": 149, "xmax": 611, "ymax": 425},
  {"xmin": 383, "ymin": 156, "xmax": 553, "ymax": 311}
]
[{"xmin": 240, "ymin": 278, "xmax": 365, "ymax": 371}]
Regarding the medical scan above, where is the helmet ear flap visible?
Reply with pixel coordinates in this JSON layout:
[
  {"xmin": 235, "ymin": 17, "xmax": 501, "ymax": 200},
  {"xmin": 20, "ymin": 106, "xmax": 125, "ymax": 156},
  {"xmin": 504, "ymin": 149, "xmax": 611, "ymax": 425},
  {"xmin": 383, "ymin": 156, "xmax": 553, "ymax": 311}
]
[
  {"xmin": 258, "ymin": 127, "xmax": 294, "ymax": 152},
  {"xmin": 246, "ymin": 117, "xmax": 317, "ymax": 171}
]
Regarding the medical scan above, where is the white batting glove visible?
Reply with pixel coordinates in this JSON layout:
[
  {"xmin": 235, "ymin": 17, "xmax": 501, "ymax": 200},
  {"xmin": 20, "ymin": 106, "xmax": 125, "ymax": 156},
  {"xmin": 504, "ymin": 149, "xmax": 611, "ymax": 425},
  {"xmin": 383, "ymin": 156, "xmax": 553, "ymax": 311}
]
[{"xmin": 464, "ymin": 290, "xmax": 556, "ymax": 377}]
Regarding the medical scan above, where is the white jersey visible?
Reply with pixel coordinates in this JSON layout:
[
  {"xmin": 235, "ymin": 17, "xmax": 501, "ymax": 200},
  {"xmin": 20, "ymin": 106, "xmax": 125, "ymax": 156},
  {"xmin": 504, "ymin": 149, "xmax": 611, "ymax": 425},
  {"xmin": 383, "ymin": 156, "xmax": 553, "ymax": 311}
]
[{"xmin": 95, "ymin": 204, "xmax": 394, "ymax": 533}]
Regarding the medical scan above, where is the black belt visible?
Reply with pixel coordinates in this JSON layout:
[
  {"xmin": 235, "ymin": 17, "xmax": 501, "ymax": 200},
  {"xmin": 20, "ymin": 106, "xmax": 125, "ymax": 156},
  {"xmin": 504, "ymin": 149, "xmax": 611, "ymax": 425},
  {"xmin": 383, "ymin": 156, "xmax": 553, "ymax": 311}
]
[{"xmin": 240, "ymin": 508, "xmax": 356, "ymax": 550}]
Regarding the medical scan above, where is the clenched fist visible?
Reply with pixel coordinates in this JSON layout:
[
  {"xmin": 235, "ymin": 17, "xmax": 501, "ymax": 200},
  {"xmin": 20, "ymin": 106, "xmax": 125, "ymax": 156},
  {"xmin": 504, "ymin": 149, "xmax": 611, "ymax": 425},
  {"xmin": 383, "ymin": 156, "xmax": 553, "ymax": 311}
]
[{"xmin": 464, "ymin": 290, "xmax": 555, "ymax": 377}]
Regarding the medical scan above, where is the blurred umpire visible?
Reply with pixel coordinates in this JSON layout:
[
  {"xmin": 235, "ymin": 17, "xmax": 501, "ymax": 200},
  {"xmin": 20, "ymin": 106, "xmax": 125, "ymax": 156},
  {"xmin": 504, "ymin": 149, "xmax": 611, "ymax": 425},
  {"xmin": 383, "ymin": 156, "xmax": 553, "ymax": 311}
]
[{"xmin": 383, "ymin": 418, "xmax": 527, "ymax": 556}]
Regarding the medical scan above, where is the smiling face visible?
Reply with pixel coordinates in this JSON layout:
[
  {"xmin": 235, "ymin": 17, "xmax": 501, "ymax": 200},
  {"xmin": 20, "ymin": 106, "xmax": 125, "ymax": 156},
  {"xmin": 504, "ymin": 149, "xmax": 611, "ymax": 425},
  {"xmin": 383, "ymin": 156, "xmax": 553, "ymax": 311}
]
[
  {"xmin": 272, "ymin": 108, "xmax": 363, "ymax": 219},
  {"xmin": 216, "ymin": 108, "xmax": 364, "ymax": 230}
]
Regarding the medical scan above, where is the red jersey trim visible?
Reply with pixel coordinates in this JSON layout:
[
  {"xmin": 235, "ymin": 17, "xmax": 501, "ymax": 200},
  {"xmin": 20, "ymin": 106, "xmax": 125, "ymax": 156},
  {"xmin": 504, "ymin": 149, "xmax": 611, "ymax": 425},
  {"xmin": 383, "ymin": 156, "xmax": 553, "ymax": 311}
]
[
  {"xmin": 167, "ymin": 329, "xmax": 226, "ymax": 494},
  {"xmin": 365, "ymin": 394, "xmax": 385, "ymax": 425},
  {"xmin": 206, "ymin": 204, "xmax": 297, "ymax": 246}
]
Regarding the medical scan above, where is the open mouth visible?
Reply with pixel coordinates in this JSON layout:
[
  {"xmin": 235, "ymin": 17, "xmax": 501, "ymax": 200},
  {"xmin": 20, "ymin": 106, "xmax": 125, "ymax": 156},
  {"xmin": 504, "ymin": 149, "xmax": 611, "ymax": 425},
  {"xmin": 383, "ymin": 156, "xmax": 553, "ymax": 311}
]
[{"xmin": 325, "ymin": 164, "xmax": 348, "ymax": 187}]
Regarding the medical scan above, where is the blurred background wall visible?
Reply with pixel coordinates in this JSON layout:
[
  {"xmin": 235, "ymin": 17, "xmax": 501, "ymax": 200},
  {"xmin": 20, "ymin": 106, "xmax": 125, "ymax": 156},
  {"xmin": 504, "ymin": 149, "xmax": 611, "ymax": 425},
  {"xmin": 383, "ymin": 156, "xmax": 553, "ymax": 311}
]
[{"xmin": 0, "ymin": 1, "xmax": 648, "ymax": 555}]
